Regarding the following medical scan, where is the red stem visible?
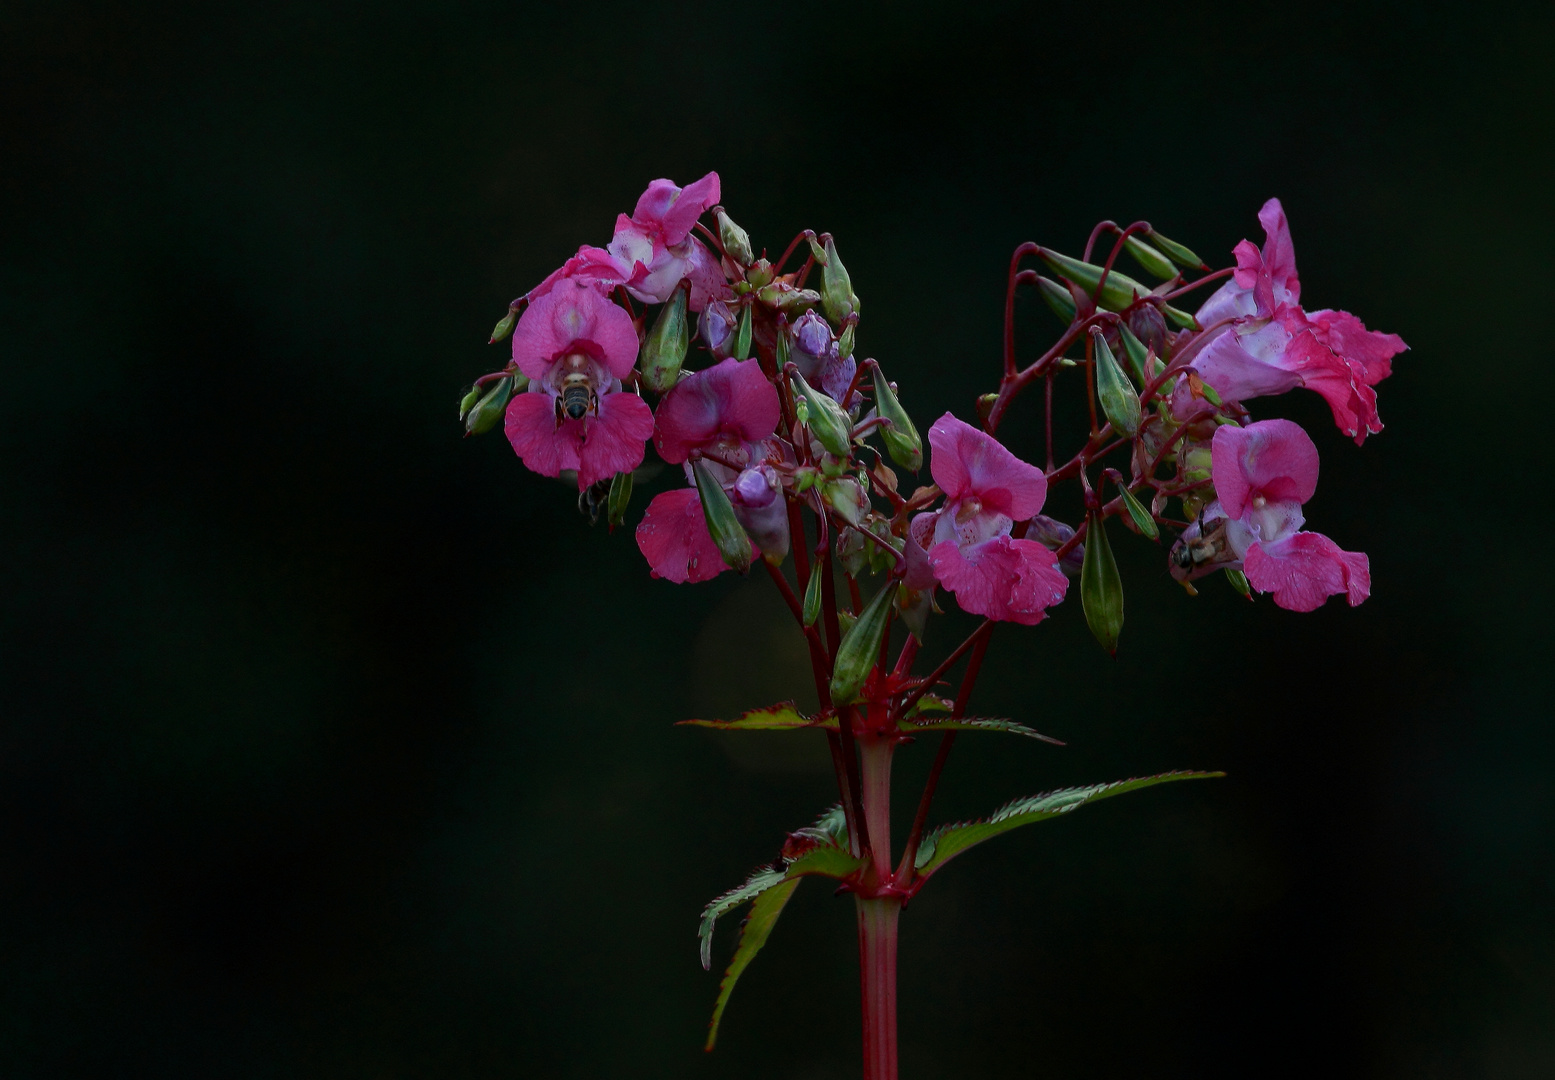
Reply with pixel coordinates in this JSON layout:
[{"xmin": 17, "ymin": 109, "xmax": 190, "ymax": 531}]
[
  {"xmin": 1003, "ymin": 242, "xmax": 1040, "ymax": 378},
  {"xmin": 856, "ymin": 735, "xmax": 900, "ymax": 1080}
]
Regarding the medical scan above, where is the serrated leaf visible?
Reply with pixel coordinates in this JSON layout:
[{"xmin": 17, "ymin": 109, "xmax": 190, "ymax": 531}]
[
  {"xmin": 905, "ymin": 694, "xmax": 953, "ymax": 716},
  {"xmin": 913, "ymin": 771, "xmax": 1223, "ymax": 878},
  {"xmin": 900, "ymin": 715, "xmax": 1064, "ymax": 744},
  {"xmin": 705, "ymin": 876, "xmax": 801, "ymax": 1051},
  {"xmin": 678, "ymin": 702, "xmax": 825, "ymax": 732},
  {"xmin": 699, "ymin": 867, "xmax": 788, "ymax": 971}
]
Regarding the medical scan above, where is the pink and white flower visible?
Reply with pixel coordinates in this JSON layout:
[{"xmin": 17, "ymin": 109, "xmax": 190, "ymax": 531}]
[
  {"xmin": 607, "ymin": 173, "xmax": 729, "ymax": 311},
  {"xmin": 1173, "ymin": 419, "xmax": 1370, "ymax": 612},
  {"xmin": 1190, "ymin": 199, "xmax": 1407, "ymax": 444},
  {"xmin": 908, "ymin": 413, "xmax": 1068, "ymax": 625},
  {"xmin": 503, "ymin": 279, "xmax": 653, "ymax": 490}
]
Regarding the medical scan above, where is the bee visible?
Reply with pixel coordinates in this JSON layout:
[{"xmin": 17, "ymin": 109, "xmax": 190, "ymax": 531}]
[
  {"xmin": 1169, "ymin": 513, "xmax": 1232, "ymax": 581},
  {"xmin": 556, "ymin": 354, "xmax": 598, "ymax": 422}
]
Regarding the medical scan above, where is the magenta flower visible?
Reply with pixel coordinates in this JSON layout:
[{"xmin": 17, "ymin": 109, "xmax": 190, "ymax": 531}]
[
  {"xmin": 914, "ymin": 413, "xmax": 1068, "ymax": 625},
  {"xmin": 523, "ymin": 244, "xmax": 641, "ymax": 303},
  {"xmin": 652, "ymin": 357, "xmax": 782, "ymax": 468},
  {"xmin": 1190, "ymin": 198, "xmax": 1407, "ymax": 444},
  {"xmin": 1209, "ymin": 419, "xmax": 1370, "ymax": 611},
  {"xmin": 606, "ymin": 173, "xmax": 729, "ymax": 311},
  {"xmin": 635, "ymin": 488, "xmax": 733, "ymax": 583},
  {"xmin": 503, "ymin": 279, "xmax": 654, "ymax": 490}
]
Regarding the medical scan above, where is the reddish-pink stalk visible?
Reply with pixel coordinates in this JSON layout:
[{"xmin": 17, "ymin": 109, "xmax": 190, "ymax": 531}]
[{"xmin": 856, "ymin": 734, "xmax": 900, "ymax": 1080}]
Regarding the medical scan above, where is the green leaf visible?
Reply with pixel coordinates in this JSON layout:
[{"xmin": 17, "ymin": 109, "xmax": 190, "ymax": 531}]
[
  {"xmin": 1080, "ymin": 511, "xmax": 1124, "ymax": 654},
  {"xmin": 900, "ymin": 716, "xmax": 1063, "ymax": 745},
  {"xmin": 905, "ymin": 694, "xmax": 953, "ymax": 716},
  {"xmin": 734, "ymin": 302, "xmax": 753, "ymax": 360},
  {"xmin": 677, "ymin": 702, "xmax": 833, "ymax": 732},
  {"xmin": 699, "ymin": 806, "xmax": 861, "ymax": 1050},
  {"xmin": 705, "ymin": 877, "xmax": 801, "ymax": 1050},
  {"xmin": 912, "ymin": 771, "xmax": 1224, "ymax": 878}
]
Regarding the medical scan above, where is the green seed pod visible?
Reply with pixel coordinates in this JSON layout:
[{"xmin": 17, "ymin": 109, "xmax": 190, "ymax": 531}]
[
  {"xmin": 1118, "ymin": 322, "xmax": 1151, "ymax": 386},
  {"xmin": 802, "ymin": 567, "xmax": 823, "ymax": 627},
  {"xmin": 823, "ymin": 478, "xmax": 867, "ymax": 527},
  {"xmin": 464, "ymin": 376, "xmax": 512, "ymax": 436},
  {"xmin": 1116, "ymin": 482, "xmax": 1159, "ymax": 540},
  {"xmin": 693, "ymin": 460, "xmax": 754, "ymax": 574},
  {"xmin": 607, "ymin": 470, "xmax": 633, "ymax": 531},
  {"xmin": 870, "ymin": 366, "xmax": 922, "ymax": 472},
  {"xmin": 734, "ymin": 303, "xmax": 753, "ymax": 361},
  {"xmin": 1162, "ymin": 303, "xmax": 1199, "ymax": 330},
  {"xmin": 1147, "ymin": 229, "xmax": 1207, "ymax": 270},
  {"xmin": 820, "ymin": 235, "xmax": 860, "ymax": 328},
  {"xmin": 790, "ymin": 370, "xmax": 853, "ymax": 457},
  {"xmin": 639, "ymin": 282, "xmax": 690, "ymax": 394},
  {"xmin": 829, "ymin": 580, "xmax": 896, "ymax": 705},
  {"xmin": 1123, "ymin": 235, "xmax": 1177, "ymax": 280},
  {"xmin": 1036, "ymin": 275, "xmax": 1078, "ymax": 324},
  {"xmin": 1080, "ymin": 511, "xmax": 1124, "ymax": 655},
  {"xmin": 715, "ymin": 208, "xmax": 754, "ymax": 266},
  {"xmin": 837, "ymin": 321, "xmax": 856, "ymax": 359},
  {"xmin": 1091, "ymin": 328, "xmax": 1141, "ymax": 437},
  {"xmin": 1037, "ymin": 248, "xmax": 1152, "ymax": 313}
]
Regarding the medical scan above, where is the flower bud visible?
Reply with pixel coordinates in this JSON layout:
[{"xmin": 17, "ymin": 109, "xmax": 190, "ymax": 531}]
[
  {"xmin": 1036, "ymin": 275, "xmax": 1077, "ymax": 324},
  {"xmin": 1027, "ymin": 514, "xmax": 1085, "ymax": 577},
  {"xmin": 837, "ymin": 321, "xmax": 856, "ymax": 359},
  {"xmin": 715, "ymin": 208, "xmax": 754, "ymax": 266},
  {"xmin": 730, "ymin": 466, "xmax": 790, "ymax": 563},
  {"xmin": 870, "ymin": 366, "xmax": 922, "ymax": 472},
  {"xmin": 464, "ymin": 376, "xmax": 513, "ymax": 436},
  {"xmin": 1124, "ymin": 305, "xmax": 1168, "ymax": 363},
  {"xmin": 819, "ymin": 235, "xmax": 861, "ymax": 328},
  {"xmin": 829, "ymin": 580, "xmax": 895, "ymax": 705},
  {"xmin": 489, "ymin": 301, "xmax": 520, "ymax": 344},
  {"xmin": 1147, "ymin": 229, "xmax": 1207, "ymax": 270},
  {"xmin": 1226, "ymin": 567, "xmax": 1252, "ymax": 598},
  {"xmin": 607, "ymin": 469, "xmax": 633, "ymax": 531},
  {"xmin": 693, "ymin": 460, "xmax": 754, "ymax": 574},
  {"xmin": 1118, "ymin": 322, "xmax": 1152, "ymax": 386},
  {"xmin": 755, "ymin": 283, "xmax": 821, "ymax": 317},
  {"xmin": 639, "ymin": 281, "xmax": 690, "ymax": 394},
  {"xmin": 458, "ymin": 385, "xmax": 482, "ymax": 422},
  {"xmin": 790, "ymin": 369, "xmax": 853, "ymax": 457},
  {"xmin": 976, "ymin": 393, "xmax": 998, "ymax": 424},
  {"xmin": 700, "ymin": 299, "xmax": 737, "ymax": 358},
  {"xmin": 745, "ymin": 258, "xmax": 775, "ymax": 289},
  {"xmin": 823, "ymin": 477, "xmax": 867, "ymax": 527},
  {"xmin": 1090, "ymin": 327, "xmax": 1141, "ymax": 437},
  {"xmin": 1123, "ymin": 235, "xmax": 1177, "ymax": 280},
  {"xmin": 1080, "ymin": 511, "xmax": 1123, "ymax": 655}
]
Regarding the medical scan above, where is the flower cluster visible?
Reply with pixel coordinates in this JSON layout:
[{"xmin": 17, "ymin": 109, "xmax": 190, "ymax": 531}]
[{"xmin": 462, "ymin": 177, "xmax": 1405, "ymax": 630}]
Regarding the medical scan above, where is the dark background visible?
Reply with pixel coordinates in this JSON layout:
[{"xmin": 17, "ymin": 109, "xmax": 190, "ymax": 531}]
[{"xmin": 3, "ymin": 1, "xmax": 1552, "ymax": 1076}]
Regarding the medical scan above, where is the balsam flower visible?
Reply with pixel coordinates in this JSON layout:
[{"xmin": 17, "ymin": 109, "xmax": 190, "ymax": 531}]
[
  {"xmin": 911, "ymin": 413, "xmax": 1068, "ymax": 625},
  {"xmin": 1172, "ymin": 419, "xmax": 1370, "ymax": 611},
  {"xmin": 637, "ymin": 358, "xmax": 784, "ymax": 581},
  {"xmin": 1191, "ymin": 198, "xmax": 1407, "ymax": 444},
  {"xmin": 504, "ymin": 280, "xmax": 653, "ymax": 490},
  {"xmin": 788, "ymin": 310, "xmax": 856, "ymax": 405},
  {"xmin": 607, "ymin": 173, "xmax": 729, "ymax": 311}
]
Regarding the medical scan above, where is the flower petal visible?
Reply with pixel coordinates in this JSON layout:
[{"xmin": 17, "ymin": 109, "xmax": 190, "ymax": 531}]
[
  {"xmin": 635, "ymin": 487, "xmax": 729, "ymax": 583},
  {"xmin": 1244, "ymin": 532, "xmax": 1370, "ymax": 612},
  {"xmin": 503, "ymin": 390, "xmax": 580, "ymax": 480},
  {"xmin": 653, "ymin": 357, "xmax": 781, "ymax": 464},
  {"xmin": 632, "ymin": 172, "xmax": 720, "ymax": 247},
  {"xmin": 927, "ymin": 536, "xmax": 1068, "ymax": 625},
  {"xmin": 576, "ymin": 391, "xmax": 654, "ymax": 489},
  {"xmin": 1211, "ymin": 419, "xmax": 1320, "ymax": 519},
  {"xmin": 511, "ymin": 279, "xmax": 639, "ymax": 381},
  {"xmin": 926, "ymin": 413, "xmax": 1046, "ymax": 519}
]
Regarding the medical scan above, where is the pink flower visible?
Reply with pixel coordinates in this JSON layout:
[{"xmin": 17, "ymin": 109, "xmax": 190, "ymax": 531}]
[
  {"xmin": 1209, "ymin": 419, "xmax": 1370, "ymax": 611},
  {"xmin": 606, "ymin": 173, "xmax": 729, "ymax": 311},
  {"xmin": 652, "ymin": 357, "xmax": 781, "ymax": 468},
  {"xmin": 1191, "ymin": 198, "xmax": 1407, "ymax": 444},
  {"xmin": 635, "ymin": 488, "xmax": 730, "ymax": 583},
  {"xmin": 916, "ymin": 413, "xmax": 1068, "ymax": 625},
  {"xmin": 523, "ymin": 244, "xmax": 642, "ymax": 303},
  {"xmin": 504, "ymin": 280, "xmax": 654, "ymax": 490}
]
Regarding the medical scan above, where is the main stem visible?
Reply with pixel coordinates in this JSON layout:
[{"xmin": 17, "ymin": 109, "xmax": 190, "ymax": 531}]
[{"xmin": 856, "ymin": 734, "xmax": 900, "ymax": 1080}]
